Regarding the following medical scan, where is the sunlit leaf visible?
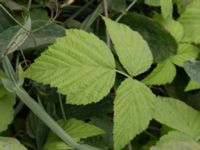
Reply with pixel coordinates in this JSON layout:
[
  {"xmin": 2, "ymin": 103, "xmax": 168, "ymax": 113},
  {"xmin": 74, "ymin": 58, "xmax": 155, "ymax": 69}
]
[
  {"xmin": 154, "ymin": 96, "xmax": 200, "ymax": 138},
  {"xmin": 142, "ymin": 59, "xmax": 176, "ymax": 85},
  {"xmin": 120, "ymin": 13, "xmax": 177, "ymax": 62},
  {"xmin": 103, "ymin": 17, "xmax": 153, "ymax": 77},
  {"xmin": 114, "ymin": 78, "xmax": 155, "ymax": 150},
  {"xmin": 23, "ymin": 29, "xmax": 116, "ymax": 105}
]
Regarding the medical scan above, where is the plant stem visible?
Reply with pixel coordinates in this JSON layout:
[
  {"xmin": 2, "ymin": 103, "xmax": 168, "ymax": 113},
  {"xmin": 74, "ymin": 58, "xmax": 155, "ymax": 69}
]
[
  {"xmin": 14, "ymin": 86, "xmax": 93, "ymax": 150},
  {"xmin": 59, "ymin": 94, "xmax": 67, "ymax": 120},
  {"xmin": 103, "ymin": 0, "xmax": 111, "ymax": 47},
  {"xmin": 2, "ymin": 56, "xmax": 95, "ymax": 150},
  {"xmin": 116, "ymin": 0, "xmax": 137, "ymax": 22},
  {"xmin": 115, "ymin": 69, "xmax": 132, "ymax": 78},
  {"xmin": 128, "ymin": 142, "xmax": 133, "ymax": 150},
  {"xmin": 65, "ymin": 0, "xmax": 94, "ymax": 22}
]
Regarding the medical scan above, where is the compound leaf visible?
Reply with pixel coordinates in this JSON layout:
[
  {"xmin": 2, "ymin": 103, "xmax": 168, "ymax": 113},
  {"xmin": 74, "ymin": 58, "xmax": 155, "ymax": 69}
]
[
  {"xmin": 154, "ymin": 97, "xmax": 200, "ymax": 138},
  {"xmin": 23, "ymin": 29, "xmax": 116, "ymax": 105},
  {"xmin": 142, "ymin": 59, "xmax": 176, "ymax": 85},
  {"xmin": 103, "ymin": 17, "xmax": 153, "ymax": 77},
  {"xmin": 43, "ymin": 119, "xmax": 105, "ymax": 150},
  {"xmin": 114, "ymin": 78, "xmax": 155, "ymax": 150}
]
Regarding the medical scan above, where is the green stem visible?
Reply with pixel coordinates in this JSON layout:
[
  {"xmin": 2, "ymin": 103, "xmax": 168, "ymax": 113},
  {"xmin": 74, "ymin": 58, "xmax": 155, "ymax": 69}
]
[
  {"xmin": 115, "ymin": 69, "xmax": 132, "ymax": 78},
  {"xmin": 65, "ymin": 0, "xmax": 94, "ymax": 22},
  {"xmin": 2, "ymin": 56, "xmax": 95, "ymax": 150},
  {"xmin": 115, "ymin": 0, "xmax": 137, "ymax": 22},
  {"xmin": 14, "ymin": 86, "xmax": 93, "ymax": 150},
  {"xmin": 59, "ymin": 94, "xmax": 67, "ymax": 120}
]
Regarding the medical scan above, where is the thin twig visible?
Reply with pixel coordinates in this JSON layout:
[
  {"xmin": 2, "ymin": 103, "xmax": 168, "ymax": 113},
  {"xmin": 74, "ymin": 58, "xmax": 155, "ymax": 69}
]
[
  {"xmin": 59, "ymin": 94, "xmax": 67, "ymax": 120},
  {"xmin": 128, "ymin": 143, "xmax": 133, "ymax": 150},
  {"xmin": 27, "ymin": 0, "xmax": 32, "ymax": 11},
  {"xmin": 116, "ymin": 0, "xmax": 137, "ymax": 22},
  {"xmin": 103, "ymin": 0, "xmax": 111, "ymax": 47}
]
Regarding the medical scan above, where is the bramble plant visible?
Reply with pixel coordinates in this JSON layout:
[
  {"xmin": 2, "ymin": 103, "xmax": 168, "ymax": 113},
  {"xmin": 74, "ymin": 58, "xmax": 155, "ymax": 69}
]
[{"xmin": 0, "ymin": 0, "xmax": 200, "ymax": 150}]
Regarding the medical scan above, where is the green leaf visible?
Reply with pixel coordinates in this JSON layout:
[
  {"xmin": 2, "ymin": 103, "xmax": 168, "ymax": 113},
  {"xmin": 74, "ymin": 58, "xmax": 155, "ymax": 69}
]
[
  {"xmin": 144, "ymin": 0, "xmax": 160, "ymax": 6},
  {"xmin": 0, "ymin": 136, "xmax": 27, "ymax": 150},
  {"xmin": 156, "ymin": 131, "xmax": 194, "ymax": 145},
  {"xmin": 160, "ymin": 0, "xmax": 173, "ymax": 19},
  {"xmin": 178, "ymin": 0, "xmax": 200, "ymax": 43},
  {"xmin": 110, "ymin": 0, "xmax": 126, "ymax": 12},
  {"xmin": 154, "ymin": 96, "xmax": 200, "ymax": 138},
  {"xmin": 120, "ymin": 13, "xmax": 177, "ymax": 62},
  {"xmin": 23, "ymin": 29, "xmax": 116, "ymax": 105},
  {"xmin": 151, "ymin": 131, "xmax": 200, "ymax": 150},
  {"xmin": 162, "ymin": 19, "xmax": 184, "ymax": 42},
  {"xmin": 185, "ymin": 80, "xmax": 200, "ymax": 92},
  {"xmin": 152, "ymin": 141, "xmax": 200, "ymax": 150},
  {"xmin": 103, "ymin": 17, "xmax": 153, "ymax": 77},
  {"xmin": 151, "ymin": 134, "xmax": 200, "ymax": 150},
  {"xmin": 114, "ymin": 78, "xmax": 155, "ymax": 150},
  {"xmin": 43, "ymin": 119, "xmax": 105, "ymax": 150},
  {"xmin": 0, "ymin": 20, "xmax": 65, "ymax": 54},
  {"xmin": 184, "ymin": 60, "xmax": 200, "ymax": 84},
  {"xmin": 142, "ymin": 59, "xmax": 176, "ymax": 85},
  {"xmin": 170, "ymin": 44, "xmax": 199, "ymax": 67},
  {"xmin": 0, "ymin": 85, "xmax": 15, "ymax": 132}
]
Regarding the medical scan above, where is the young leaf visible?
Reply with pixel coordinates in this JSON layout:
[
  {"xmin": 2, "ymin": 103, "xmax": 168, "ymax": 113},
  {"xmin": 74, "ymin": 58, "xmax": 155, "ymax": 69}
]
[
  {"xmin": 0, "ymin": 136, "xmax": 27, "ymax": 150},
  {"xmin": 185, "ymin": 80, "xmax": 200, "ymax": 92},
  {"xmin": 178, "ymin": 0, "xmax": 200, "ymax": 43},
  {"xmin": 170, "ymin": 44, "xmax": 199, "ymax": 67},
  {"xmin": 154, "ymin": 97, "xmax": 200, "ymax": 138},
  {"xmin": 103, "ymin": 17, "xmax": 153, "ymax": 77},
  {"xmin": 142, "ymin": 59, "xmax": 176, "ymax": 85},
  {"xmin": 0, "ymin": 85, "xmax": 15, "ymax": 132},
  {"xmin": 160, "ymin": 0, "xmax": 173, "ymax": 19},
  {"xmin": 23, "ymin": 29, "xmax": 116, "ymax": 105},
  {"xmin": 43, "ymin": 119, "xmax": 105, "ymax": 150},
  {"xmin": 114, "ymin": 78, "xmax": 155, "ymax": 150},
  {"xmin": 184, "ymin": 60, "xmax": 200, "ymax": 84}
]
